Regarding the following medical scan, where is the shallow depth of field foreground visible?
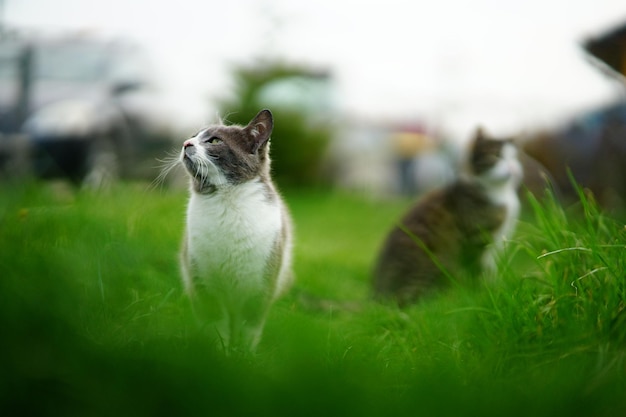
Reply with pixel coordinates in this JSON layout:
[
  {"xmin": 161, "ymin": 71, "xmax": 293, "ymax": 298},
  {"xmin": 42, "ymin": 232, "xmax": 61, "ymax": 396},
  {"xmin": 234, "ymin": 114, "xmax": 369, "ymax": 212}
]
[{"xmin": 1, "ymin": 181, "xmax": 625, "ymax": 416}]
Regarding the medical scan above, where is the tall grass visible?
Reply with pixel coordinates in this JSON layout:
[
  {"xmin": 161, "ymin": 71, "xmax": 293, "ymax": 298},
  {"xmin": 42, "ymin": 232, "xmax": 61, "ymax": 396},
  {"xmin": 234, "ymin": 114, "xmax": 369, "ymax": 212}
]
[{"xmin": 1, "ymin": 180, "xmax": 625, "ymax": 416}]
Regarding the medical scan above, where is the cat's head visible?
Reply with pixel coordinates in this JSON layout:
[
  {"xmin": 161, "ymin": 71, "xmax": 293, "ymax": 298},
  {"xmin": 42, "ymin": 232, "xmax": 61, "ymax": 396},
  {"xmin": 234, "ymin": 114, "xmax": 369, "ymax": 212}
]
[
  {"xmin": 180, "ymin": 109, "xmax": 273, "ymax": 194},
  {"xmin": 467, "ymin": 127, "xmax": 523, "ymax": 188}
]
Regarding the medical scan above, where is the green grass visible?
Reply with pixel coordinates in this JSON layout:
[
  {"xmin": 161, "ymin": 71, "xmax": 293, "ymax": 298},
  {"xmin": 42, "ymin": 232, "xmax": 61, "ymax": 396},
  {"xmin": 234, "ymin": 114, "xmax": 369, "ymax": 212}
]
[{"xmin": 1, "ymin": 180, "xmax": 625, "ymax": 416}]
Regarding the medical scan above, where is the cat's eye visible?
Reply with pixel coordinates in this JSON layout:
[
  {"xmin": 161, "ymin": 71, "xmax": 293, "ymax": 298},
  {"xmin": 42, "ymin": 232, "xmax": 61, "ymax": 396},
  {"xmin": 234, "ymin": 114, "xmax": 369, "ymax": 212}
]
[{"xmin": 204, "ymin": 136, "xmax": 222, "ymax": 144}]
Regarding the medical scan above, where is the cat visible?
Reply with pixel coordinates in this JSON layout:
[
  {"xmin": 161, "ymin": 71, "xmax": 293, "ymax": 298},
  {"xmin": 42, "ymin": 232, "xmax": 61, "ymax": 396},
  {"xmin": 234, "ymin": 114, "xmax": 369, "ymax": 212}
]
[
  {"xmin": 179, "ymin": 109, "xmax": 293, "ymax": 352},
  {"xmin": 372, "ymin": 127, "xmax": 523, "ymax": 306}
]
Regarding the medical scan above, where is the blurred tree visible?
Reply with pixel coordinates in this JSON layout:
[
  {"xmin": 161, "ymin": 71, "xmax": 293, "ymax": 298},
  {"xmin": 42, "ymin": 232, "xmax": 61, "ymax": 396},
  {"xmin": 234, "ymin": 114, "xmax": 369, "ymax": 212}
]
[{"xmin": 217, "ymin": 61, "xmax": 333, "ymax": 187}]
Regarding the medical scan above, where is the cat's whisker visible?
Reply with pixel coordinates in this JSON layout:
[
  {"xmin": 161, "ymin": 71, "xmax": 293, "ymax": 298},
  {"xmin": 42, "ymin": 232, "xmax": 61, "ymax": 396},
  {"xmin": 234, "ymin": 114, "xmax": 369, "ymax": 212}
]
[
  {"xmin": 197, "ymin": 156, "xmax": 209, "ymax": 179},
  {"xmin": 149, "ymin": 150, "xmax": 182, "ymax": 191},
  {"xmin": 196, "ymin": 160, "xmax": 207, "ymax": 186},
  {"xmin": 219, "ymin": 111, "xmax": 236, "ymax": 126}
]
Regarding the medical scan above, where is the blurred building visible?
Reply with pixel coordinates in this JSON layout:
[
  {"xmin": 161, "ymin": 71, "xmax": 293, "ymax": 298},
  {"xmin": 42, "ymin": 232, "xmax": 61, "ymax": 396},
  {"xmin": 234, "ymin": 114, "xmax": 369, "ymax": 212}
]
[
  {"xmin": 329, "ymin": 117, "xmax": 455, "ymax": 197},
  {"xmin": 585, "ymin": 22, "xmax": 626, "ymax": 79},
  {"xmin": 522, "ymin": 21, "xmax": 626, "ymax": 209}
]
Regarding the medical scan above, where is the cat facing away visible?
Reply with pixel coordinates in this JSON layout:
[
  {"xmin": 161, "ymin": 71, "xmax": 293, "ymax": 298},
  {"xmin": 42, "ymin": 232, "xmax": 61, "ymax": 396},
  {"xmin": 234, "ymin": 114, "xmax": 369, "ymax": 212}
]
[
  {"xmin": 179, "ymin": 109, "xmax": 293, "ymax": 352},
  {"xmin": 372, "ymin": 128, "xmax": 523, "ymax": 306}
]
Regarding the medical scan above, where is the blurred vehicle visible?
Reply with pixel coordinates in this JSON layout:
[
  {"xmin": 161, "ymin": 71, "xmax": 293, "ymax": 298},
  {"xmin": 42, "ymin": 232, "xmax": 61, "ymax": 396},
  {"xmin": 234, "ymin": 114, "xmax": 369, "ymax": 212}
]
[{"xmin": 0, "ymin": 29, "xmax": 173, "ymax": 187}]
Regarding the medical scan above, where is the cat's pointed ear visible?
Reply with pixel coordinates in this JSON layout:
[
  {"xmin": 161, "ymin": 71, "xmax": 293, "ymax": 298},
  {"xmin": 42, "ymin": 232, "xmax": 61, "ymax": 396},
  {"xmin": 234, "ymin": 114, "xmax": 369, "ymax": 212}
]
[
  {"xmin": 245, "ymin": 109, "xmax": 274, "ymax": 154},
  {"xmin": 474, "ymin": 126, "xmax": 487, "ymax": 141}
]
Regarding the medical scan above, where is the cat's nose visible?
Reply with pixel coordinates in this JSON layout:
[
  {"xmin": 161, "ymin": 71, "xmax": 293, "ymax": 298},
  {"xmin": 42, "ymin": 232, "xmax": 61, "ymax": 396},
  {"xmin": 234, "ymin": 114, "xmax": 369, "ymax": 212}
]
[{"xmin": 183, "ymin": 139, "xmax": 194, "ymax": 148}]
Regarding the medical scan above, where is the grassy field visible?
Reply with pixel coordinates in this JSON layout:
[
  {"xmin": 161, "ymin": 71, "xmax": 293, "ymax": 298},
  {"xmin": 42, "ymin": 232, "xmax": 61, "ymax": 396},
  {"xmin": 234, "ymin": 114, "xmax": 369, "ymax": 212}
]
[{"xmin": 1, "ymin": 180, "xmax": 625, "ymax": 416}]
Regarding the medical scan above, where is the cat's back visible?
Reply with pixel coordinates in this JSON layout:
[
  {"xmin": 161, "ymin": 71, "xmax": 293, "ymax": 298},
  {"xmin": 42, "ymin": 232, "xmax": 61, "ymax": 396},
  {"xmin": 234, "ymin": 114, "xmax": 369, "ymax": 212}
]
[
  {"xmin": 373, "ymin": 179, "xmax": 505, "ymax": 304},
  {"xmin": 384, "ymin": 181, "xmax": 485, "ymax": 248},
  {"xmin": 373, "ymin": 185, "xmax": 460, "ymax": 302}
]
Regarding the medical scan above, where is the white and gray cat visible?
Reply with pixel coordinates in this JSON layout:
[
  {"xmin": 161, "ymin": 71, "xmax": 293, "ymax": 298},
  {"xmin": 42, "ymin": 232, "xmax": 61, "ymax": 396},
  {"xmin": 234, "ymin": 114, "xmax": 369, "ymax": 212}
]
[
  {"xmin": 373, "ymin": 128, "xmax": 523, "ymax": 306},
  {"xmin": 179, "ymin": 109, "xmax": 293, "ymax": 352}
]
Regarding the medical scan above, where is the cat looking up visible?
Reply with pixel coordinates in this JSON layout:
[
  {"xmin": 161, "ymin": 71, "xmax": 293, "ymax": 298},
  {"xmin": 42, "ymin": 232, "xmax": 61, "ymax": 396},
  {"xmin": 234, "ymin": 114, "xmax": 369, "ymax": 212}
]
[
  {"xmin": 372, "ymin": 128, "xmax": 523, "ymax": 306},
  {"xmin": 179, "ymin": 109, "xmax": 293, "ymax": 352}
]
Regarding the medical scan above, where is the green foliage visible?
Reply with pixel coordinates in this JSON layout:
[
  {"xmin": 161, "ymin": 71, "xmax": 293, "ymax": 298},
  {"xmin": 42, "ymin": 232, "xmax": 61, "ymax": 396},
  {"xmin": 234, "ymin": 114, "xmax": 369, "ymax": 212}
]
[
  {"xmin": 217, "ymin": 61, "xmax": 332, "ymax": 187},
  {"xmin": 1, "ymin": 180, "xmax": 625, "ymax": 416},
  {"xmin": 516, "ymin": 179, "xmax": 626, "ymax": 344}
]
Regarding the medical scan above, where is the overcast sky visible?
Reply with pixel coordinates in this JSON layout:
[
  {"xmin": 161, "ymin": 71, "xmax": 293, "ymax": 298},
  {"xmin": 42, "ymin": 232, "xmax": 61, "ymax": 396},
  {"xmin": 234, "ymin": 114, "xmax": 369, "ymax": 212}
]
[{"xmin": 5, "ymin": 0, "xmax": 626, "ymax": 137}]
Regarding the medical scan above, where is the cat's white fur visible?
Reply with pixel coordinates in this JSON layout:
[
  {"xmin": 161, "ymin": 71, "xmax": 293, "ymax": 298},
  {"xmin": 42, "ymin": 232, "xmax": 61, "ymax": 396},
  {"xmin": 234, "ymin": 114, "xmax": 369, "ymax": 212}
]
[
  {"xmin": 475, "ymin": 141, "xmax": 523, "ymax": 271},
  {"xmin": 183, "ymin": 180, "xmax": 292, "ymax": 299}
]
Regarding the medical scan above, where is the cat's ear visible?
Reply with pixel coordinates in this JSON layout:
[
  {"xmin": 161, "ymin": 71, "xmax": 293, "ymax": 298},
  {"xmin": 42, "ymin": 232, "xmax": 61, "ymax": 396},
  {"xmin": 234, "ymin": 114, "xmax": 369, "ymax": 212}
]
[
  {"xmin": 245, "ymin": 109, "xmax": 274, "ymax": 154},
  {"xmin": 471, "ymin": 126, "xmax": 490, "ymax": 153},
  {"xmin": 474, "ymin": 126, "xmax": 487, "ymax": 141}
]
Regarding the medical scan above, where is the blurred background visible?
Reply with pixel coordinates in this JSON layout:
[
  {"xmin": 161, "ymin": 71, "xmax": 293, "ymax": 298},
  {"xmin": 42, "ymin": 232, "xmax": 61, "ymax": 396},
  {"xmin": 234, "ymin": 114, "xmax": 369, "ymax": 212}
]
[{"xmin": 1, "ymin": 0, "xmax": 626, "ymax": 205}]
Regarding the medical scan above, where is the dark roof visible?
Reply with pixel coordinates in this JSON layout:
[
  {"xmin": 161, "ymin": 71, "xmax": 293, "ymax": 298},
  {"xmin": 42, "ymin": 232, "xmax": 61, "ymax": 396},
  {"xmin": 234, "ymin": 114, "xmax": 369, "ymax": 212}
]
[{"xmin": 584, "ymin": 21, "xmax": 626, "ymax": 75}]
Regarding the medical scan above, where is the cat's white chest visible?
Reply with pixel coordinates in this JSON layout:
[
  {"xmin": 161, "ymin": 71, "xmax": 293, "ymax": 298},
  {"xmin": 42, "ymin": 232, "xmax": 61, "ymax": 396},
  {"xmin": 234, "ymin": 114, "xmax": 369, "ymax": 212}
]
[
  {"xmin": 185, "ymin": 181, "xmax": 282, "ymax": 291},
  {"xmin": 482, "ymin": 185, "xmax": 520, "ymax": 271},
  {"xmin": 489, "ymin": 186, "xmax": 520, "ymax": 240}
]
